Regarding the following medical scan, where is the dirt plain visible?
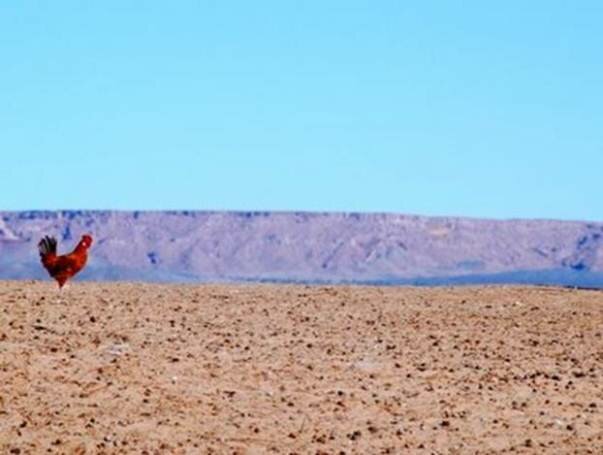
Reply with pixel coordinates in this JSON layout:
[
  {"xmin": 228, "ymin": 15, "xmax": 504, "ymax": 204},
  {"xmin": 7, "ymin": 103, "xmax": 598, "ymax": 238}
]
[{"xmin": 0, "ymin": 281, "xmax": 602, "ymax": 454}]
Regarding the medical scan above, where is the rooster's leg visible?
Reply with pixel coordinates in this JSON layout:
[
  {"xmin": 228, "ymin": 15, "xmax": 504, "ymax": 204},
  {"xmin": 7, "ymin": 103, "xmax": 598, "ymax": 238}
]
[
  {"xmin": 54, "ymin": 286, "xmax": 65, "ymax": 304},
  {"xmin": 54, "ymin": 281, "xmax": 68, "ymax": 303}
]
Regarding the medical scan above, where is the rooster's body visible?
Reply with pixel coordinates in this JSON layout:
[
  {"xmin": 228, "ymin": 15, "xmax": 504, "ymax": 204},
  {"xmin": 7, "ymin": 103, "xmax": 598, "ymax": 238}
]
[{"xmin": 38, "ymin": 234, "xmax": 93, "ymax": 288}]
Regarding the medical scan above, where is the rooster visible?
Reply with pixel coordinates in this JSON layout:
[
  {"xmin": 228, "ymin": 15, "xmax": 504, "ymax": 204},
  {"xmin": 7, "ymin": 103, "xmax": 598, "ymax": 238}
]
[{"xmin": 38, "ymin": 234, "xmax": 93, "ymax": 288}]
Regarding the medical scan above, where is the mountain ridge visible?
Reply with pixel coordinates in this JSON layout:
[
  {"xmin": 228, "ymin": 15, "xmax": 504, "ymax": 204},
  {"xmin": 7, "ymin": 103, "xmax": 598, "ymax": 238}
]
[{"xmin": 1, "ymin": 210, "xmax": 602, "ymax": 287}]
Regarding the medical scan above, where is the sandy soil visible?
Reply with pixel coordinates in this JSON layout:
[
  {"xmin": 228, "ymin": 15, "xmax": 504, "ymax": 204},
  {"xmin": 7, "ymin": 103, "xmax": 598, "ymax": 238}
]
[{"xmin": 0, "ymin": 282, "xmax": 602, "ymax": 454}]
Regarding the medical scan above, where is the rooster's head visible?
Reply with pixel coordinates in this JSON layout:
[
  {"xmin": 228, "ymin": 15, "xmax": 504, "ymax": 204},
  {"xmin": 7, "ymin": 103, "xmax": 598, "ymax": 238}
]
[{"xmin": 80, "ymin": 234, "xmax": 93, "ymax": 249}]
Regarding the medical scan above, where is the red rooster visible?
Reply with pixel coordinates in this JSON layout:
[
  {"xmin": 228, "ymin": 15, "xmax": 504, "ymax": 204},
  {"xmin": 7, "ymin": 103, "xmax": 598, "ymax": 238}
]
[{"xmin": 38, "ymin": 234, "xmax": 93, "ymax": 288}]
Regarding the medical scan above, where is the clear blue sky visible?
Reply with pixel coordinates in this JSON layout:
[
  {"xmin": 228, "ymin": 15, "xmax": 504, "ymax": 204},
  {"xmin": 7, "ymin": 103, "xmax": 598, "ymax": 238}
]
[{"xmin": 1, "ymin": 1, "xmax": 602, "ymax": 220}]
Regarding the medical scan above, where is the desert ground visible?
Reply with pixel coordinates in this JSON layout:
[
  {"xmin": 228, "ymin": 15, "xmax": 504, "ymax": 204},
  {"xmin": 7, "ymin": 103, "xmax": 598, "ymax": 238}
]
[{"xmin": 0, "ymin": 282, "xmax": 602, "ymax": 454}]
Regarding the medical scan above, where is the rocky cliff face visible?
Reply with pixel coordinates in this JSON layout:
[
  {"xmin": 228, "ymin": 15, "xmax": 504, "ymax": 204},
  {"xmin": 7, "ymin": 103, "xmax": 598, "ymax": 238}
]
[{"xmin": 1, "ymin": 211, "xmax": 602, "ymax": 287}]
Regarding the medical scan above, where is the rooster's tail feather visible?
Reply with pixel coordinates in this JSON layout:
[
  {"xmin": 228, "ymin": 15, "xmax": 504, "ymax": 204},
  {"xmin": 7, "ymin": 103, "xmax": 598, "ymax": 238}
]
[{"xmin": 38, "ymin": 236, "xmax": 57, "ymax": 257}]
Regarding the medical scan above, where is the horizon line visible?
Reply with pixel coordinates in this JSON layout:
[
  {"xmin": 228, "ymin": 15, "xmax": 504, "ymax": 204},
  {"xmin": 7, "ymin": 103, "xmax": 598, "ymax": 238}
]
[{"xmin": 1, "ymin": 208, "xmax": 602, "ymax": 224}]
